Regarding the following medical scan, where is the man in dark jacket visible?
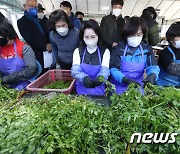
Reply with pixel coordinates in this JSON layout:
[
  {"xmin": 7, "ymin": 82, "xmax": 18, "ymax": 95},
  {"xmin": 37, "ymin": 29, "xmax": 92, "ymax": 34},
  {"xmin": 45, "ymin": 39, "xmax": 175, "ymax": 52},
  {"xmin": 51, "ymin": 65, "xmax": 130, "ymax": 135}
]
[
  {"xmin": 100, "ymin": 0, "xmax": 125, "ymax": 49},
  {"xmin": 17, "ymin": 0, "xmax": 50, "ymax": 74},
  {"xmin": 60, "ymin": 1, "xmax": 81, "ymax": 30},
  {"xmin": 141, "ymin": 7, "xmax": 159, "ymax": 46},
  {"xmin": 75, "ymin": 11, "xmax": 84, "ymax": 24},
  {"xmin": 37, "ymin": 3, "xmax": 51, "ymax": 52}
]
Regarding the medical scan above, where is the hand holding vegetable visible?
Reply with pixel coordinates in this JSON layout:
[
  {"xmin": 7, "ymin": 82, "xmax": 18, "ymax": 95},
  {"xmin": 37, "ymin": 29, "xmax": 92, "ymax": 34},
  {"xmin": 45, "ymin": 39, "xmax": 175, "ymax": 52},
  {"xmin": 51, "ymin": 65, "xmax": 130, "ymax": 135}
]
[
  {"xmin": 122, "ymin": 77, "xmax": 140, "ymax": 86},
  {"xmin": 84, "ymin": 76, "xmax": 95, "ymax": 88},
  {"xmin": 143, "ymin": 73, "xmax": 156, "ymax": 85},
  {"xmin": 94, "ymin": 76, "xmax": 104, "ymax": 87}
]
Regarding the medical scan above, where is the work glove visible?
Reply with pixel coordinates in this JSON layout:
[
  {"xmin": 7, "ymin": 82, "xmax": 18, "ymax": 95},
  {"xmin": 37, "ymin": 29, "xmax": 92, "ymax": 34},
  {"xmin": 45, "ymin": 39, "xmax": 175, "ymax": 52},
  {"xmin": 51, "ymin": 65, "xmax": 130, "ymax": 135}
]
[
  {"xmin": 1, "ymin": 75, "xmax": 14, "ymax": 84},
  {"xmin": 84, "ymin": 76, "xmax": 95, "ymax": 88},
  {"xmin": 167, "ymin": 62, "xmax": 180, "ymax": 76},
  {"xmin": 143, "ymin": 73, "xmax": 156, "ymax": 85},
  {"xmin": 0, "ymin": 72, "xmax": 3, "ymax": 78},
  {"xmin": 94, "ymin": 76, "xmax": 104, "ymax": 87},
  {"xmin": 122, "ymin": 77, "xmax": 141, "ymax": 87},
  {"xmin": 49, "ymin": 63, "xmax": 56, "ymax": 70}
]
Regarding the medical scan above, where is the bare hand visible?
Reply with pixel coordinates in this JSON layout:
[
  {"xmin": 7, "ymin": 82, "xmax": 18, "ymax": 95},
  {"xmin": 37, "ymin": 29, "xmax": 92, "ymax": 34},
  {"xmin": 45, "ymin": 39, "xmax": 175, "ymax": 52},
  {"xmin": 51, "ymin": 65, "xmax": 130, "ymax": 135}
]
[
  {"xmin": 46, "ymin": 43, "xmax": 52, "ymax": 52},
  {"xmin": 112, "ymin": 42, "xmax": 118, "ymax": 47}
]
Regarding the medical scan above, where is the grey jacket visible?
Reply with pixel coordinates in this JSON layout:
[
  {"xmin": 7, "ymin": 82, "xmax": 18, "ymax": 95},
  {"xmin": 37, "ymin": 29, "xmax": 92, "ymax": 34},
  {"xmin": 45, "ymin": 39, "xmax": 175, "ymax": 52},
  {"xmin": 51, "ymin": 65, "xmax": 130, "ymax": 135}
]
[{"xmin": 50, "ymin": 28, "xmax": 79, "ymax": 64}]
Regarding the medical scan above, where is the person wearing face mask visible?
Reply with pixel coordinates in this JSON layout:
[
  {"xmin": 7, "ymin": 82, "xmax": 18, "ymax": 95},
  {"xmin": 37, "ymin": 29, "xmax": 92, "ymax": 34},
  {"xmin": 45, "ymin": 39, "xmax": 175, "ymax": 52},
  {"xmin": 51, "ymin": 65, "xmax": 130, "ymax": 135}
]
[
  {"xmin": 37, "ymin": 3, "xmax": 52, "ymax": 53},
  {"xmin": 141, "ymin": 7, "xmax": 159, "ymax": 46},
  {"xmin": 100, "ymin": 0, "xmax": 125, "ymax": 49},
  {"xmin": 158, "ymin": 22, "xmax": 180, "ymax": 87},
  {"xmin": 37, "ymin": 3, "xmax": 45, "ymax": 20},
  {"xmin": 71, "ymin": 19, "xmax": 110, "ymax": 96},
  {"xmin": 75, "ymin": 11, "xmax": 85, "ymax": 24},
  {"xmin": 49, "ymin": 10, "xmax": 79, "ymax": 70},
  {"xmin": 110, "ymin": 17, "xmax": 160, "ymax": 94},
  {"xmin": 17, "ymin": 0, "xmax": 51, "ymax": 75},
  {"xmin": 0, "ymin": 17, "xmax": 38, "ymax": 90},
  {"xmin": 60, "ymin": 1, "xmax": 81, "ymax": 30}
]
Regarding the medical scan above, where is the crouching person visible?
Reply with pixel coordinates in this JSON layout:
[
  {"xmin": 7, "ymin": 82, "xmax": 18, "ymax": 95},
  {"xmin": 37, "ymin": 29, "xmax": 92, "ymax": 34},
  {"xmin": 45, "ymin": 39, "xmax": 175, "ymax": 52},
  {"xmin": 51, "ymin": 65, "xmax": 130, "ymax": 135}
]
[
  {"xmin": 71, "ymin": 20, "xmax": 110, "ymax": 95},
  {"xmin": 0, "ymin": 17, "xmax": 38, "ymax": 90}
]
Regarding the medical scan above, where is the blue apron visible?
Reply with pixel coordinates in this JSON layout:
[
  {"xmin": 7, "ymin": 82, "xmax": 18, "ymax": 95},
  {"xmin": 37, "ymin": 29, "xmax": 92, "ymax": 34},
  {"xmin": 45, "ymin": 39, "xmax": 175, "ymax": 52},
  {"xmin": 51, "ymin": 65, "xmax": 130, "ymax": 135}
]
[
  {"xmin": 0, "ymin": 43, "xmax": 31, "ymax": 90},
  {"xmin": 111, "ymin": 45, "xmax": 145, "ymax": 94},
  {"xmin": 157, "ymin": 46, "xmax": 180, "ymax": 87},
  {"xmin": 75, "ymin": 47, "xmax": 105, "ymax": 95}
]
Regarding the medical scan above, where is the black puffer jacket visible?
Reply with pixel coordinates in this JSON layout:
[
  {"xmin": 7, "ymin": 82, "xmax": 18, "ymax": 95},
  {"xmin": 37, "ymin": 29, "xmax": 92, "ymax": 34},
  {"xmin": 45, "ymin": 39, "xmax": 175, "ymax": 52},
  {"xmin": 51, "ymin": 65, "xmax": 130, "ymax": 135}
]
[
  {"xmin": 141, "ymin": 13, "xmax": 159, "ymax": 46},
  {"xmin": 100, "ymin": 13, "xmax": 125, "ymax": 49}
]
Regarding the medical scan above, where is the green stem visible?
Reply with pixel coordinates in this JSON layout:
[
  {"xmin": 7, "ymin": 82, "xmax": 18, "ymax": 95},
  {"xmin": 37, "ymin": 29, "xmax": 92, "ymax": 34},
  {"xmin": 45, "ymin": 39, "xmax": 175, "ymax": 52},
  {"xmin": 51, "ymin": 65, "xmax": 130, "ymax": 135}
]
[{"xmin": 148, "ymin": 101, "xmax": 167, "ymax": 111}]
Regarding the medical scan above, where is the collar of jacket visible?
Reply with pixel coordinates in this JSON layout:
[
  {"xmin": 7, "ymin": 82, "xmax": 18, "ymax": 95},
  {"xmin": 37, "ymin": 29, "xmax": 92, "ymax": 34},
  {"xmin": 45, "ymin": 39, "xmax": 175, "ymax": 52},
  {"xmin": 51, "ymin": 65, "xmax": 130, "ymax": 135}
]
[{"xmin": 70, "ymin": 12, "xmax": 75, "ymax": 21}]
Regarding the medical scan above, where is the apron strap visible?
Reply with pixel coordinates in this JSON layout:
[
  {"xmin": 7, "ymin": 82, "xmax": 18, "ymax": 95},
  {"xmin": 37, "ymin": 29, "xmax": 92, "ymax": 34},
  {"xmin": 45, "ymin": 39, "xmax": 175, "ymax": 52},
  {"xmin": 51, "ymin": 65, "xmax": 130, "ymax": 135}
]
[
  {"xmin": 124, "ymin": 44, "xmax": 144, "ymax": 61},
  {"xmin": 82, "ymin": 46, "xmax": 102, "ymax": 65},
  {"xmin": 123, "ymin": 45, "xmax": 128, "ymax": 57},
  {"xmin": 168, "ymin": 46, "xmax": 176, "ymax": 61},
  {"xmin": 139, "ymin": 45, "xmax": 144, "ymax": 61},
  {"xmin": 0, "ymin": 46, "xmax": 2, "ymax": 55},
  {"xmin": 97, "ymin": 47, "xmax": 102, "ymax": 65},
  {"xmin": 13, "ymin": 42, "xmax": 18, "ymax": 56}
]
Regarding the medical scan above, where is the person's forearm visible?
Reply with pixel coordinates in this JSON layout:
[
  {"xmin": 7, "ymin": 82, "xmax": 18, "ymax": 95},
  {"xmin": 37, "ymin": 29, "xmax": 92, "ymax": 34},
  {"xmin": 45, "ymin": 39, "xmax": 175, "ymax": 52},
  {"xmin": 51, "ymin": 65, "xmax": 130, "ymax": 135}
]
[
  {"xmin": 167, "ymin": 63, "xmax": 180, "ymax": 77},
  {"xmin": 71, "ymin": 65, "xmax": 88, "ymax": 83}
]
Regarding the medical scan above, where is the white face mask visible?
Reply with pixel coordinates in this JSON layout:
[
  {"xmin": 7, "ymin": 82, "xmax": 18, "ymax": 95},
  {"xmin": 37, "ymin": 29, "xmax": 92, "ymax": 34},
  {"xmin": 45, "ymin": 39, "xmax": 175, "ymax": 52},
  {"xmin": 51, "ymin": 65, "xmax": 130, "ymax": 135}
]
[
  {"xmin": 56, "ymin": 27, "xmax": 69, "ymax": 36},
  {"xmin": 174, "ymin": 40, "xmax": 180, "ymax": 49},
  {"xmin": 84, "ymin": 37, "xmax": 98, "ymax": 49},
  {"xmin": 113, "ymin": 9, "xmax": 122, "ymax": 17},
  {"xmin": 127, "ymin": 36, "xmax": 143, "ymax": 47},
  {"xmin": 37, "ymin": 13, "xmax": 44, "ymax": 19}
]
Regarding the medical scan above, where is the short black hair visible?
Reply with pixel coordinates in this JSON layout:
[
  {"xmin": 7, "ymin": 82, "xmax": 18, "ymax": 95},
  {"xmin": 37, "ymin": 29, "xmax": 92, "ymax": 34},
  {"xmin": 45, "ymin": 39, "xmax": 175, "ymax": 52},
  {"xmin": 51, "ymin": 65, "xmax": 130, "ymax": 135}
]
[
  {"xmin": 111, "ymin": 0, "xmax": 124, "ymax": 7},
  {"xmin": 75, "ymin": 11, "xmax": 84, "ymax": 17},
  {"xmin": 80, "ymin": 19, "xmax": 102, "ymax": 46},
  {"xmin": 60, "ymin": 1, "xmax": 72, "ymax": 10},
  {"xmin": 48, "ymin": 9, "xmax": 74, "ymax": 31},
  {"xmin": 143, "ymin": 6, "xmax": 157, "ymax": 20},
  {"xmin": 0, "ymin": 17, "xmax": 17, "ymax": 40},
  {"xmin": 122, "ymin": 16, "xmax": 147, "ymax": 43},
  {"xmin": 166, "ymin": 22, "xmax": 180, "ymax": 43}
]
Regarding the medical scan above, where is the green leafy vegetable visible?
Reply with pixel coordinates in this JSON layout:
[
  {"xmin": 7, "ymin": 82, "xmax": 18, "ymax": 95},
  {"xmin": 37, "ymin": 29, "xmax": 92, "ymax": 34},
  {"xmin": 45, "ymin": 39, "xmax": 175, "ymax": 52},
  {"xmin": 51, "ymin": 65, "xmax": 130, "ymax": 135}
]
[
  {"xmin": 44, "ymin": 80, "xmax": 71, "ymax": 89},
  {"xmin": 0, "ymin": 82, "xmax": 179, "ymax": 154}
]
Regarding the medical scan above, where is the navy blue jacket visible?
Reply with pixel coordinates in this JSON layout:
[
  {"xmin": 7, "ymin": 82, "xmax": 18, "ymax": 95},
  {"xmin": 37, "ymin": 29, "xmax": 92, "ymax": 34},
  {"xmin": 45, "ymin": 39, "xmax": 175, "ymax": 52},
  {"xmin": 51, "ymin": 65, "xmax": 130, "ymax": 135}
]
[
  {"xmin": 50, "ymin": 27, "xmax": 79, "ymax": 64},
  {"xmin": 110, "ymin": 42, "xmax": 160, "ymax": 83}
]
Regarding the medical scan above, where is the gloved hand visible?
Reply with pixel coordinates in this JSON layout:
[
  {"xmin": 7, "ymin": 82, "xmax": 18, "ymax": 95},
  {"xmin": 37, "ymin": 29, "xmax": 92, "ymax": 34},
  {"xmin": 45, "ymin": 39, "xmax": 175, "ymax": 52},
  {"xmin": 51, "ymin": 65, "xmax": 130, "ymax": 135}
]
[
  {"xmin": 143, "ymin": 73, "xmax": 156, "ymax": 85},
  {"xmin": 84, "ymin": 76, "xmax": 95, "ymax": 88},
  {"xmin": 0, "ymin": 72, "xmax": 3, "ymax": 78},
  {"xmin": 49, "ymin": 63, "xmax": 56, "ymax": 70},
  {"xmin": 94, "ymin": 76, "xmax": 104, "ymax": 87},
  {"xmin": 1, "ymin": 75, "xmax": 13, "ymax": 84},
  {"xmin": 122, "ymin": 77, "xmax": 141, "ymax": 86}
]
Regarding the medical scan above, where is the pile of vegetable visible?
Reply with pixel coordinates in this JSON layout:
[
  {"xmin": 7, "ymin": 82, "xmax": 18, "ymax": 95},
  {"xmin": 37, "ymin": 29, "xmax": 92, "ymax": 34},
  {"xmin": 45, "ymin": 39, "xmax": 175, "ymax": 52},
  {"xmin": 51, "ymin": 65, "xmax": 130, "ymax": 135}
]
[
  {"xmin": 44, "ymin": 80, "xmax": 71, "ymax": 89},
  {"xmin": 0, "ymin": 81, "xmax": 179, "ymax": 154},
  {"xmin": 0, "ymin": 80, "xmax": 19, "ymax": 102}
]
